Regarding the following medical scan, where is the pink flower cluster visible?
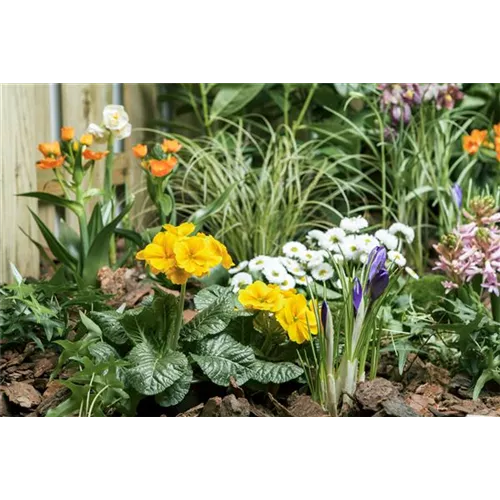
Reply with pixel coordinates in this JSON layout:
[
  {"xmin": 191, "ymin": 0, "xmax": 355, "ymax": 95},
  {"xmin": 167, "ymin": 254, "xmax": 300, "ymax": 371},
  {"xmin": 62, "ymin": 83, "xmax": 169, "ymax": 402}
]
[{"xmin": 434, "ymin": 197, "xmax": 500, "ymax": 296}]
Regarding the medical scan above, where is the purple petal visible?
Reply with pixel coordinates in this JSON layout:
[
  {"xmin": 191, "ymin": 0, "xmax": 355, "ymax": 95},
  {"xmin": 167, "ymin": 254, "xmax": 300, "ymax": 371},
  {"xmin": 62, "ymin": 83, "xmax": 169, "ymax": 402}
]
[
  {"xmin": 370, "ymin": 269, "xmax": 389, "ymax": 301},
  {"xmin": 353, "ymin": 278, "xmax": 363, "ymax": 314},
  {"xmin": 368, "ymin": 246, "xmax": 387, "ymax": 281}
]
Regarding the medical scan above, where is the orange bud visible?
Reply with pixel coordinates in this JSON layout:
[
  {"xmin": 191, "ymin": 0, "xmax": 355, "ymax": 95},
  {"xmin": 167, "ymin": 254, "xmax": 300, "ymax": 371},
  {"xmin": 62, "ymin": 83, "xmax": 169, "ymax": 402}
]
[
  {"xmin": 161, "ymin": 139, "xmax": 182, "ymax": 154},
  {"xmin": 149, "ymin": 157, "xmax": 177, "ymax": 177},
  {"xmin": 80, "ymin": 134, "xmax": 93, "ymax": 146},
  {"xmin": 133, "ymin": 144, "xmax": 148, "ymax": 158},
  {"xmin": 36, "ymin": 156, "xmax": 65, "ymax": 170},
  {"xmin": 82, "ymin": 149, "xmax": 109, "ymax": 161},
  {"xmin": 61, "ymin": 127, "xmax": 75, "ymax": 141}
]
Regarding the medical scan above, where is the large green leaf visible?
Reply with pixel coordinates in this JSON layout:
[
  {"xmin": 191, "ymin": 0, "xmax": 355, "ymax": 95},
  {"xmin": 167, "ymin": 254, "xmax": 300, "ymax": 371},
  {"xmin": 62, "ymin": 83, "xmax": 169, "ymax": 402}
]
[
  {"xmin": 88, "ymin": 341, "xmax": 120, "ymax": 363},
  {"xmin": 58, "ymin": 219, "xmax": 81, "ymax": 260},
  {"xmin": 155, "ymin": 365, "xmax": 193, "ymax": 407},
  {"xmin": 115, "ymin": 227, "xmax": 144, "ymax": 248},
  {"xmin": 19, "ymin": 227, "xmax": 56, "ymax": 270},
  {"xmin": 90, "ymin": 311, "xmax": 128, "ymax": 345},
  {"xmin": 88, "ymin": 203, "xmax": 104, "ymax": 243},
  {"xmin": 18, "ymin": 192, "xmax": 84, "ymax": 216},
  {"xmin": 82, "ymin": 201, "xmax": 133, "ymax": 285},
  {"xmin": 193, "ymin": 285, "xmax": 232, "ymax": 310},
  {"xmin": 126, "ymin": 342, "xmax": 188, "ymax": 395},
  {"xmin": 210, "ymin": 84, "xmax": 265, "ymax": 121},
  {"xmin": 181, "ymin": 294, "xmax": 235, "ymax": 342},
  {"xmin": 29, "ymin": 209, "xmax": 78, "ymax": 271},
  {"xmin": 249, "ymin": 359, "xmax": 303, "ymax": 384},
  {"xmin": 191, "ymin": 333, "xmax": 255, "ymax": 386}
]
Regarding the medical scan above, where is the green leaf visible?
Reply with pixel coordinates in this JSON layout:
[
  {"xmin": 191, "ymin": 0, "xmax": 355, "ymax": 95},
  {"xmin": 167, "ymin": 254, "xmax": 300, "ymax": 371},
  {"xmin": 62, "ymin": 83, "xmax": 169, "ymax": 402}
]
[
  {"xmin": 158, "ymin": 194, "xmax": 173, "ymax": 217},
  {"xmin": 249, "ymin": 359, "xmax": 303, "ymax": 384},
  {"xmin": 88, "ymin": 341, "xmax": 120, "ymax": 363},
  {"xmin": 88, "ymin": 203, "xmax": 104, "ymax": 243},
  {"xmin": 210, "ymin": 84, "xmax": 265, "ymax": 121},
  {"xmin": 155, "ymin": 365, "xmax": 193, "ymax": 407},
  {"xmin": 181, "ymin": 294, "xmax": 235, "ymax": 342},
  {"xmin": 191, "ymin": 333, "xmax": 255, "ymax": 386},
  {"xmin": 193, "ymin": 285, "xmax": 232, "ymax": 310},
  {"xmin": 126, "ymin": 342, "xmax": 188, "ymax": 396},
  {"xmin": 29, "ymin": 209, "xmax": 78, "ymax": 271},
  {"xmin": 9, "ymin": 262, "xmax": 23, "ymax": 285},
  {"xmin": 19, "ymin": 227, "xmax": 56, "ymax": 270},
  {"xmin": 115, "ymin": 227, "xmax": 144, "ymax": 248},
  {"xmin": 82, "ymin": 200, "xmax": 133, "ymax": 285},
  {"xmin": 90, "ymin": 311, "xmax": 128, "ymax": 345},
  {"xmin": 189, "ymin": 184, "xmax": 236, "ymax": 228},
  {"xmin": 79, "ymin": 310, "xmax": 102, "ymax": 335},
  {"xmin": 18, "ymin": 192, "xmax": 84, "ymax": 216},
  {"xmin": 58, "ymin": 219, "xmax": 81, "ymax": 260}
]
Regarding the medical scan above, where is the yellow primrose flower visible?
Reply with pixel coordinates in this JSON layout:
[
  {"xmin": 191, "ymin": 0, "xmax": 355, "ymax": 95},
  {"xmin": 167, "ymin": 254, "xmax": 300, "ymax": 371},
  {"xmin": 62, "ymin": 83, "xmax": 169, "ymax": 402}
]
[
  {"xmin": 163, "ymin": 222, "xmax": 195, "ymax": 238},
  {"xmin": 276, "ymin": 294, "xmax": 318, "ymax": 344},
  {"xmin": 204, "ymin": 235, "xmax": 234, "ymax": 269},
  {"xmin": 238, "ymin": 281, "xmax": 284, "ymax": 312},
  {"xmin": 165, "ymin": 266, "xmax": 191, "ymax": 285},
  {"xmin": 136, "ymin": 231, "xmax": 177, "ymax": 273},
  {"xmin": 173, "ymin": 235, "xmax": 222, "ymax": 276}
]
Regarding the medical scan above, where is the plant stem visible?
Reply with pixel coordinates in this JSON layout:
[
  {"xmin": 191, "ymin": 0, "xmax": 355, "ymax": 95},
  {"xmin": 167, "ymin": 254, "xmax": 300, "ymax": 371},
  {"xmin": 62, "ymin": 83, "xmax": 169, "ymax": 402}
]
[
  {"xmin": 156, "ymin": 180, "xmax": 166, "ymax": 225},
  {"xmin": 104, "ymin": 134, "xmax": 114, "ymax": 206},
  {"xmin": 200, "ymin": 84, "xmax": 213, "ymax": 137},
  {"xmin": 292, "ymin": 83, "xmax": 317, "ymax": 134},
  {"xmin": 75, "ymin": 183, "xmax": 89, "ymax": 257},
  {"xmin": 170, "ymin": 282, "xmax": 187, "ymax": 351}
]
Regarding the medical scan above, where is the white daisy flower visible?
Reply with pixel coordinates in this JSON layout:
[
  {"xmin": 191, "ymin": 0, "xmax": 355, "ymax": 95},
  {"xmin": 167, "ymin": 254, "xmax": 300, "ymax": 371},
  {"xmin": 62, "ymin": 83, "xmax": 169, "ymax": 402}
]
[
  {"xmin": 311, "ymin": 263, "xmax": 334, "ymax": 281},
  {"xmin": 359, "ymin": 234, "xmax": 380, "ymax": 254},
  {"xmin": 388, "ymin": 250, "xmax": 407, "ymax": 267},
  {"xmin": 230, "ymin": 272, "xmax": 253, "ymax": 292},
  {"xmin": 262, "ymin": 262, "xmax": 288, "ymax": 283},
  {"xmin": 297, "ymin": 249, "xmax": 317, "ymax": 263},
  {"xmin": 375, "ymin": 229, "xmax": 399, "ymax": 250},
  {"xmin": 248, "ymin": 255, "xmax": 270, "ymax": 272},
  {"xmin": 389, "ymin": 223, "xmax": 415, "ymax": 244},
  {"xmin": 296, "ymin": 275, "xmax": 313, "ymax": 287},
  {"xmin": 332, "ymin": 254, "xmax": 345, "ymax": 264},
  {"xmin": 286, "ymin": 261, "xmax": 306, "ymax": 277},
  {"xmin": 283, "ymin": 241, "xmax": 307, "ymax": 259},
  {"xmin": 340, "ymin": 216, "xmax": 369, "ymax": 234},
  {"xmin": 280, "ymin": 274, "xmax": 296, "ymax": 291},
  {"xmin": 319, "ymin": 228, "xmax": 346, "ymax": 250},
  {"xmin": 340, "ymin": 235, "xmax": 364, "ymax": 260},
  {"xmin": 228, "ymin": 260, "xmax": 249, "ymax": 275},
  {"xmin": 405, "ymin": 266, "xmax": 419, "ymax": 279},
  {"xmin": 306, "ymin": 229, "xmax": 326, "ymax": 246},
  {"xmin": 279, "ymin": 257, "xmax": 296, "ymax": 269}
]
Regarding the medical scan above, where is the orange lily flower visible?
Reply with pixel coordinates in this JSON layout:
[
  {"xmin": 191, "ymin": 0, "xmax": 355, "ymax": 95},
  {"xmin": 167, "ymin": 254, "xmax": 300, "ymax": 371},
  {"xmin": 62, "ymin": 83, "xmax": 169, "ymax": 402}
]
[
  {"xmin": 462, "ymin": 129, "xmax": 488, "ymax": 154},
  {"xmin": 161, "ymin": 139, "xmax": 182, "ymax": 154},
  {"xmin": 83, "ymin": 149, "xmax": 109, "ymax": 161},
  {"xmin": 61, "ymin": 127, "xmax": 75, "ymax": 141},
  {"xmin": 36, "ymin": 156, "xmax": 65, "ymax": 170},
  {"xmin": 149, "ymin": 157, "xmax": 177, "ymax": 177},
  {"xmin": 132, "ymin": 144, "xmax": 148, "ymax": 158},
  {"xmin": 494, "ymin": 123, "xmax": 500, "ymax": 137},
  {"xmin": 38, "ymin": 141, "xmax": 61, "ymax": 157}
]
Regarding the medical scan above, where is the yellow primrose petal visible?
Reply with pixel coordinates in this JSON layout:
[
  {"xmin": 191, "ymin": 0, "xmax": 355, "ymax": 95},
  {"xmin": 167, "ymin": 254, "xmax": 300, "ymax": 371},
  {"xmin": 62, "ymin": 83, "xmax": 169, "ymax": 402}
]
[
  {"xmin": 166, "ymin": 266, "xmax": 191, "ymax": 285},
  {"xmin": 162, "ymin": 222, "xmax": 195, "ymax": 237},
  {"xmin": 238, "ymin": 281, "xmax": 284, "ymax": 312},
  {"xmin": 174, "ymin": 236, "xmax": 222, "ymax": 274}
]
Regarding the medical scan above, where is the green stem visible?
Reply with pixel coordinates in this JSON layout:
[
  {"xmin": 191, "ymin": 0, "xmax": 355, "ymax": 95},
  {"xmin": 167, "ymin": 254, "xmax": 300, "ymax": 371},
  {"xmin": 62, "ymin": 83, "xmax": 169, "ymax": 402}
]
[
  {"xmin": 103, "ymin": 134, "xmax": 115, "ymax": 205},
  {"xmin": 156, "ymin": 180, "xmax": 166, "ymax": 225},
  {"xmin": 292, "ymin": 83, "xmax": 317, "ymax": 134},
  {"xmin": 200, "ymin": 84, "xmax": 213, "ymax": 137},
  {"xmin": 54, "ymin": 169, "xmax": 71, "ymax": 199},
  {"xmin": 170, "ymin": 282, "xmax": 187, "ymax": 351},
  {"xmin": 379, "ymin": 115, "xmax": 387, "ymax": 226},
  {"xmin": 75, "ymin": 183, "xmax": 89, "ymax": 258}
]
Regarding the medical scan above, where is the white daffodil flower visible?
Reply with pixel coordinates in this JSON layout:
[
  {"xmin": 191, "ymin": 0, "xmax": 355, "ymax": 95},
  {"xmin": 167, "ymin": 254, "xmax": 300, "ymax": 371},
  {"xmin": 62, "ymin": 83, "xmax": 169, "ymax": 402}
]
[{"xmin": 103, "ymin": 104, "xmax": 129, "ymax": 131}]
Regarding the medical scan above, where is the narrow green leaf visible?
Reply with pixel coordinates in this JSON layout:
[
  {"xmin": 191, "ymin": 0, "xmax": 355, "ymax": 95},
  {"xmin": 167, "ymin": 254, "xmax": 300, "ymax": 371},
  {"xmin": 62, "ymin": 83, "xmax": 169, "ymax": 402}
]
[
  {"xmin": 79, "ymin": 310, "xmax": 102, "ymax": 335},
  {"xmin": 82, "ymin": 200, "xmax": 133, "ymax": 285},
  {"xmin": 210, "ymin": 84, "xmax": 265, "ymax": 120},
  {"xmin": 19, "ymin": 192, "xmax": 84, "ymax": 216},
  {"xmin": 29, "ymin": 209, "xmax": 77, "ymax": 271},
  {"xmin": 19, "ymin": 227, "xmax": 56, "ymax": 270},
  {"xmin": 155, "ymin": 365, "xmax": 193, "ymax": 407},
  {"xmin": 250, "ymin": 359, "xmax": 303, "ymax": 384},
  {"xmin": 191, "ymin": 333, "xmax": 255, "ymax": 386},
  {"xmin": 189, "ymin": 184, "xmax": 236, "ymax": 227},
  {"xmin": 126, "ymin": 342, "xmax": 188, "ymax": 396},
  {"xmin": 88, "ymin": 203, "xmax": 104, "ymax": 243}
]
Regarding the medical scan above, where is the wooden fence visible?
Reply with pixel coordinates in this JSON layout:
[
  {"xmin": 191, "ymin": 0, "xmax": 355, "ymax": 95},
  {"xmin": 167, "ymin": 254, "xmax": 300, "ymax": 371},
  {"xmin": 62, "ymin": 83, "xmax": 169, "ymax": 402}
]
[{"xmin": 0, "ymin": 83, "xmax": 158, "ymax": 284}]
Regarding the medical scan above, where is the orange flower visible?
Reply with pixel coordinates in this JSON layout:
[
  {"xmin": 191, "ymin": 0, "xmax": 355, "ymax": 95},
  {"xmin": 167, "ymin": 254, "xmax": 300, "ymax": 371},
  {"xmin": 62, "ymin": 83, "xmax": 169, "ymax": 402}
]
[
  {"xmin": 494, "ymin": 123, "xmax": 500, "ymax": 137},
  {"xmin": 161, "ymin": 139, "xmax": 182, "ymax": 154},
  {"xmin": 36, "ymin": 156, "xmax": 65, "ymax": 170},
  {"xmin": 61, "ymin": 127, "xmax": 74, "ymax": 141},
  {"xmin": 82, "ymin": 149, "xmax": 109, "ymax": 161},
  {"xmin": 38, "ymin": 141, "xmax": 61, "ymax": 157},
  {"xmin": 80, "ymin": 134, "xmax": 93, "ymax": 146},
  {"xmin": 149, "ymin": 157, "xmax": 177, "ymax": 177},
  {"xmin": 132, "ymin": 144, "xmax": 148, "ymax": 158},
  {"xmin": 462, "ymin": 129, "xmax": 488, "ymax": 154}
]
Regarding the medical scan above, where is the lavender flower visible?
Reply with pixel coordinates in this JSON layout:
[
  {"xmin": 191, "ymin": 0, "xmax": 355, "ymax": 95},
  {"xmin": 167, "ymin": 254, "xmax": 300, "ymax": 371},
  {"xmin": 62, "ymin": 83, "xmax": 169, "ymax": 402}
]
[
  {"xmin": 353, "ymin": 278, "xmax": 363, "ymax": 314},
  {"xmin": 452, "ymin": 183, "xmax": 462, "ymax": 209},
  {"xmin": 369, "ymin": 269, "xmax": 389, "ymax": 301}
]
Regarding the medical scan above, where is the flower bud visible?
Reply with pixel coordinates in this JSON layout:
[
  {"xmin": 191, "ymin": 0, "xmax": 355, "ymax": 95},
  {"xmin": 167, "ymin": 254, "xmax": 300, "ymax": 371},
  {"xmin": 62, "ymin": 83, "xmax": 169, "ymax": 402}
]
[{"xmin": 61, "ymin": 127, "xmax": 74, "ymax": 141}]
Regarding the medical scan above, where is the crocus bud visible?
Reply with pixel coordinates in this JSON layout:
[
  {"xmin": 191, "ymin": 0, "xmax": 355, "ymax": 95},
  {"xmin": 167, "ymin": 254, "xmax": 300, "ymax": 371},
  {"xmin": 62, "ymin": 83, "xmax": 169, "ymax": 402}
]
[
  {"xmin": 369, "ymin": 269, "xmax": 389, "ymax": 301},
  {"xmin": 353, "ymin": 278, "xmax": 363, "ymax": 314},
  {"xmin": 321, "ymin": 300, "xmax": 329, "ymax": 331},
  {"xmin": 452, "ymin": 183, "xmax": 462, "ymax": 208},
  {"xmin": 368, "ymin": 246, "xmax": 387, "ymax": 281}
]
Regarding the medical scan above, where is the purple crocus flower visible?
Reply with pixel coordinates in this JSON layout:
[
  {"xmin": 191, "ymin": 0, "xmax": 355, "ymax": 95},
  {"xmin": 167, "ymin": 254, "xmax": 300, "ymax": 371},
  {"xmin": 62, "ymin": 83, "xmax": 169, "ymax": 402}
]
[
  {"xmin": 369, "ymin": 269, "xmax": 389, "ymax": 301},
  {"xmin": 368, "ymin": 246, "xmax": 387, "ymax": 281},
  {"xmin": 452, "ymin": 183, "xmax": 462, "ymax": 209},
  {"xmin": 321, "ymin": 300, "xmax": 329, "ymax": 331},
  {"xmin": 353, "ymin": 278, "xmax": 363, "ymax": 314}
]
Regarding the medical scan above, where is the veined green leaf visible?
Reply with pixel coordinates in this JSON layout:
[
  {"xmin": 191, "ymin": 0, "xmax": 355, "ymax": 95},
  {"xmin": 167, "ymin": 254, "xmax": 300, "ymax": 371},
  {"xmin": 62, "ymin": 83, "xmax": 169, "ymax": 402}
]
[
  {"xmin": 155, "ymin": 365, "xmax": 193, "ymax": 407},
  {"xmin": 82, "ymin": 200, "xmax": 133, "ymax": 285},
  {"xmin": 126, "ymin": 342, "xmax": 188, "ymax": 396},
  {"xmin": 19, "ymin": 192, "xmax": 84, "ymax": 216},
  {"xmin": 88, "ymin": 341, "xmax": 120, "ymax": 363},
  {"xmin": 249, "ymin": 360, "xmax": 303, "ymax": 384},
  {"xmin": 191, "ymin": 333, "xmax": 255, "ymax": 386},
  {"xmin": 210, "ymin": 84, "xmax": 265, "ymax": 121},
  {"xmin": 90, "ymin": 311, "xmax": 128, "ymax": 345},
  {"xmin": 193, "ymin": 285, "xmax": 232, "ymax": 310},
  {"xmin": 29, "ymin": 209, "xmax": 78, "ymax": 271}
]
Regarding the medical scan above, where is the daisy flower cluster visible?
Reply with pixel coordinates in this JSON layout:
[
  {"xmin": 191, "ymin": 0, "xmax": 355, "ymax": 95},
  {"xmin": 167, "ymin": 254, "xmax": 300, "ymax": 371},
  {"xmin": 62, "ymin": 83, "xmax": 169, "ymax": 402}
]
[
  {"xmin": 230, "ymin": 216, "xmax": 416, "ymax": 293},
  {"xmin": 434, "ymin": 196, "xmax": 500, "ymax": 295}
]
